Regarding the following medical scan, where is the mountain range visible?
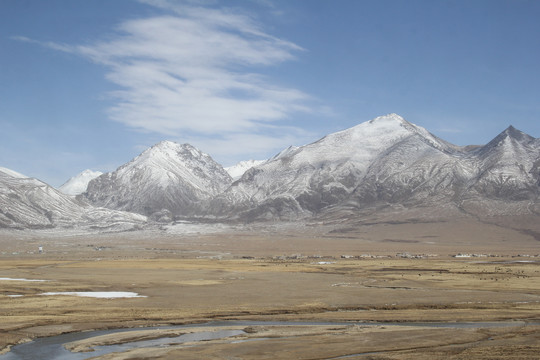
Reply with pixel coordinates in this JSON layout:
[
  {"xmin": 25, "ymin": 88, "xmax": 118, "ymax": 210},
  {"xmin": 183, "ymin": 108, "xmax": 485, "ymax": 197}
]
[
  {"xmin": 209, "ymin": 114, "xmax": 540, "ymax": 221},
  {"xmin": 0, "ymin": 167, "xmax": 145, "ymax": 230},
  {"xmin": 1, "ymin": 114, "xmax": 539, "ymax": 229}
]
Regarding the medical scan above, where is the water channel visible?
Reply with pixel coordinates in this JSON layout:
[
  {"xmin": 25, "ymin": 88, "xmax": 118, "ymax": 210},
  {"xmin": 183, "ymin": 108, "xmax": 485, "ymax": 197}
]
[{"xmin": 1, "ymin": 321, "xmax": 531, "ymax": 360}]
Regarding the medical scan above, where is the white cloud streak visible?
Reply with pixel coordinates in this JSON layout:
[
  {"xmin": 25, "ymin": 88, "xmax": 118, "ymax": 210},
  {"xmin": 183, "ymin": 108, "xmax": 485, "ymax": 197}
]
[
  {"xmin": 68, "ymin": 1, "xmax": 312, "ymax": 140},
  {"xmin": 10, "ymin": 35, "xmax": 74, "ymax": 53},
  {"xmin": 12, "ymin": 0, "xmax": 323, "ymax": 163}
]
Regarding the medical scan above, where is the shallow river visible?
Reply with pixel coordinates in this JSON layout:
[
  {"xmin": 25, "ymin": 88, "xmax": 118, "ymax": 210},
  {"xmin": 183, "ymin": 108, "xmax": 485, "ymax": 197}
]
[{"xmin": 0, "ymin": 321, "xmax": 530, "ymax": 360}]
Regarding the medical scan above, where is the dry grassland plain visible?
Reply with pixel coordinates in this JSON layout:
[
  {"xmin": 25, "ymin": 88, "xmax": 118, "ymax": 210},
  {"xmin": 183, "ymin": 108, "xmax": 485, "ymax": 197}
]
[{"xmin": 0, "ymin": 219, "xmax": 539, "ymax": 359}]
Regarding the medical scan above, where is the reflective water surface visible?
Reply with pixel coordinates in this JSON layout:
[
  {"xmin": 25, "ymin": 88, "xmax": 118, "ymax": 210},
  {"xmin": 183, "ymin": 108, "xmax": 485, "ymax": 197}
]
[{"xmin": 1, "ymin": 321, "xmax": 531, "ymax": 360}]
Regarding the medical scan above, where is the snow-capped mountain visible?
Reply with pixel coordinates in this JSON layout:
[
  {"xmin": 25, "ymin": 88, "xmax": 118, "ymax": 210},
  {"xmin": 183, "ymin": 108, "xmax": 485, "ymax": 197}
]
[
  {"xmin": 469, "ymin": 126, "xmax": 540, "ymax": 200},
  {"xmin": 225, "ymin": 160, "xmax": 266, "ymax": 180},
  {"xmin": 210, "ymin": 114, "xmax": 540, "ymax": 221},
  {"xmin": 59, "ymin": 169, "xmax": 103, "ymax": 196},
  {"xmin": 0, "ymin": 167, "xmax": 145, "ymax": 230},
  {"xmin": 83, "ymin": 141, "xmax": 232, "ymax": 220},
  {"xmin": 2, "ymin": 114, "xmax": 538, "ymax": 228}
]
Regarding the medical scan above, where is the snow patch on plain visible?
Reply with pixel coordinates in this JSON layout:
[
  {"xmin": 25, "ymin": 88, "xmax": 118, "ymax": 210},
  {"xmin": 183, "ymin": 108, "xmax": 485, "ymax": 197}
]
[
  {"xmin": 40, "ymin": 291, "xmax": 146, "ymax": 298},
  {"xmin": 164, "ymin": 221, "xmax": 238, "ymax": 235},
  {"xmin": 0, "ymin": 277, "xmax": 49, "ymax": 282}
]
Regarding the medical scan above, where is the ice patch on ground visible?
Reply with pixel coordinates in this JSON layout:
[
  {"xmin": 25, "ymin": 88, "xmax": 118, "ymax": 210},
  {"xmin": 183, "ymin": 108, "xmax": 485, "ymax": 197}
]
[
  {"xmin": 0, "ymin": 277, "xmax": 49, "ymax": 282},
  {"xmin": 40, "ymin": 292, "xmax": 146, "ymax": 298},
  {"xmin": 164, "ymin": 221, "xmax": 238, "ymax": 235}
]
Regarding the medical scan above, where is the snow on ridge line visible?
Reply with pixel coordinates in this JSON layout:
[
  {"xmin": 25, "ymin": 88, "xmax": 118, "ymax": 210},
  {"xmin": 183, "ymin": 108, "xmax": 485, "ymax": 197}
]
[
  {"xmin": 40, "ymin": 291, "xmax": 146, "ymax": 298},
  {"xmin": 0, "ymin": 167, "xmax": 29, "ymax": 179},
  {"xmin": 225, "ymin": 160, "xmax": 266, "ymax": 180}
]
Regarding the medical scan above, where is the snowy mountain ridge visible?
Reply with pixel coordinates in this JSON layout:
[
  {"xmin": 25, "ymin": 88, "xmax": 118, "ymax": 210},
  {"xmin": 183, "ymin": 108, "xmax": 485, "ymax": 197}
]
[
  {"xmin": 59, "ymin": 169, "xmax": 103, "ymax": 196},
  {"xmin": 0, "ymin": 169, "xmax": 145, "ymax": 230},
  {"xmin": 2, "ymin": 113, "xmax": 539, "ymax": 228},
  {"xmin": 225, "ymin": 160, "xmax": 266, "ymax": 180},
  {"xmin": 209, "ymin": 114, "xmax": 540, "ymax": 220},
  {"xmin": 0, "ymin": 167, "xmax": 29, "ymax": 179},
  {"xmin": 83, "ymin": 141, "xmax": 232, "ymax": 220}
]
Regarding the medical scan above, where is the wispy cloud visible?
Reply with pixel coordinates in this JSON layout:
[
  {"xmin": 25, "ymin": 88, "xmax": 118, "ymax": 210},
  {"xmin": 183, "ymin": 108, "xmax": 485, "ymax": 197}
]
[
  {"xmin": 10, "ymin": 35, "xmax": 74, "ymax": 53},
  {"xmin": 14, "ymin": 0, "xmax": 317, "ymax": 160}
]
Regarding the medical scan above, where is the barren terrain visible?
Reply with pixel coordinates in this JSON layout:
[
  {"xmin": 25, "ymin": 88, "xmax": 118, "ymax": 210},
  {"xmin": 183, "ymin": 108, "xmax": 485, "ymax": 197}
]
[{"xmin": 1, "ymin": 218, "xmax": 539, "ymax": 359}]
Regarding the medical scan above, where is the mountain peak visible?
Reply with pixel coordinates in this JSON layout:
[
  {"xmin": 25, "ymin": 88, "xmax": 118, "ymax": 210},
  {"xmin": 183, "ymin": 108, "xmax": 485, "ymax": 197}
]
[
  {"xmin": 59, "ymin": 169, "xmax": 103, "ymax": 196},
  {"xmin": 85, "ymin": 141, "xmax": 232, "ymax": 218},
  {"xmin": 152, "ymin": 139, "xmax": 178, "ymax": 148},
  {"xmin": 153, "ymin": 140, "xmax": 196, "ymax": 148},
  {"xmin": 339, "ymin": 113, "xmax": 409, "ymax": 138},
  {"xmin": 482, "ymin": 125, "xmax": 534, "ymax": 150},
  {"xmin": 502, "ymin": 125, "xmax": 533, "ymax": 142},
  {"xmin": 150, "ymin": 140, "xmax": 194, "ymax": 153},
  {"xmin": 332, "ymin": 113, "xmax": 451, "ymax": 153},
  {"xmin": 138, "ymin": 141, "xmax": 210, "ymax": 166},
  {"xmin": 369, "ymin": 113, "xmax": 407, "ymax": 124}
]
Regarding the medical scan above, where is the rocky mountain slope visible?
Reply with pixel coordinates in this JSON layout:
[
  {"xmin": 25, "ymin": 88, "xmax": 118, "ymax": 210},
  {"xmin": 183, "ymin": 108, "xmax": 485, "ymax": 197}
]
[
  {"xmin": 83, "ymin": 141, "xmax": 232, "ymax": 220},
  {"xmin": 456, "ymin": 125, "xmax": 540, "ymax": 217},
  {"xmin": 0, "ymin": 168, "xmax": 145, "ymax": 230},
  {"xmin": 210, "ymin": 114, "xmax": 540, "ymax": 221},
  {"xmin": 468, "ymin": 126, "xmax": 540, "ymax": 200},
  {"xmin": 3, "ymin": 114, "xmax": 538, "ymax": 228}
]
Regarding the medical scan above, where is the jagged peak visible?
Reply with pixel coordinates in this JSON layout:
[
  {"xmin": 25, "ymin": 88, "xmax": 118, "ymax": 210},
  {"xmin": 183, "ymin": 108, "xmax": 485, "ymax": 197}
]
[
  {"xmin": 483, "ymin": 125, "xmax": 534, "ymax": 149},
  {"xmin": 369, "ymin": 113, "xmax": 408, "ymax": 124},
  {"xmin": 141, "ymin": 141, "xmax": 209, "ymax": 161},
  {"xmin": 154, "ymin": 139, "xmax": 177, "ymax": 147},
  {"xmin": 475, "ymin": 125, "xmax": 535, "ymax": 157},
  {"xmin": 502, "ymin": 125, "xmax": 534, "ymax": 142},
  {"xmin": 151, "ymin": 140, "xmax": 194, "ymax": 152}
]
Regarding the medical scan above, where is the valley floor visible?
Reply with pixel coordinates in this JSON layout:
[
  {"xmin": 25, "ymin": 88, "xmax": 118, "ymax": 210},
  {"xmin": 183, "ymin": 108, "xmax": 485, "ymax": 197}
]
[{"xmin": 0, "ymin": 219, "xmax": 539, "ymax": 359}]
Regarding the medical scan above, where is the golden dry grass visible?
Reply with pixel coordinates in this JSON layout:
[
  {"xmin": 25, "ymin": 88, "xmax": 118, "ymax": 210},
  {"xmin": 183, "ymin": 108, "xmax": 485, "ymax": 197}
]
[{"xmin": 0, "ymin": 220, "xmax": 539, "ymax": 358}]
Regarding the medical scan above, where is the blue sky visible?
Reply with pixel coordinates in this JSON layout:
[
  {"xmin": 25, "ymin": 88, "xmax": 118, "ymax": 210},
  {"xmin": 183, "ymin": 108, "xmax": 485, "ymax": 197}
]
[{"xmin": 1, "ymin": 0, "xmax": 539, "ymax": 187}]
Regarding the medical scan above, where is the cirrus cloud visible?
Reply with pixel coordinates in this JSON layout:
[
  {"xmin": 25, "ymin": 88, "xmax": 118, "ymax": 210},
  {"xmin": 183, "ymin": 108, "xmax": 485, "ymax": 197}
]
[
  {"xmin": 12, "ymin": 0, "xmax": 325, "ymax": 166},
  {"xmin": 62, "ymin": 1, "xmax": 313, "ymax": 139}
]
